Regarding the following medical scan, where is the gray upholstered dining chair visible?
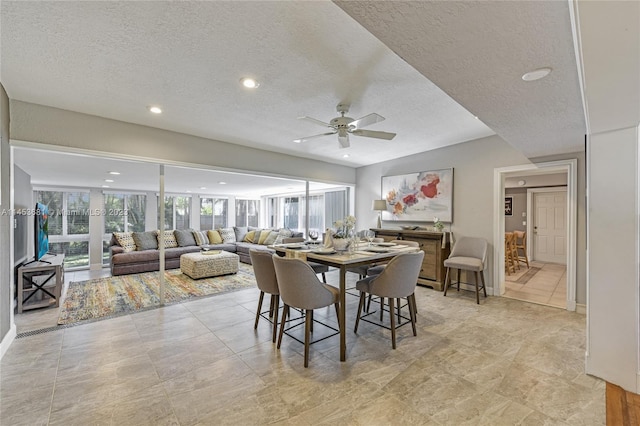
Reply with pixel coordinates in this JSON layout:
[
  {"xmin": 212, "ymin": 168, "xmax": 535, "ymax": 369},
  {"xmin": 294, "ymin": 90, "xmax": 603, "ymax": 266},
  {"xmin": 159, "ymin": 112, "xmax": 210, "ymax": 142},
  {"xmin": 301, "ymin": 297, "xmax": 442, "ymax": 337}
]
[
  {"xmin": 282, "ymin": 237, "xmax": 330, "ymax": 283},
  {"xmin": 249, "ymin": 250, "xmax": 281, "ymax": 342},
  {"xmin": 272, "ymin": 255, "xmax": 340, "ymax": 368},
  {"xmin": 443, "ymin": 236, "xmax": 488, "ymax": 304},
  {"xmin": 354, "ymin": 251, "xmax": 424, "ymax": 349}
]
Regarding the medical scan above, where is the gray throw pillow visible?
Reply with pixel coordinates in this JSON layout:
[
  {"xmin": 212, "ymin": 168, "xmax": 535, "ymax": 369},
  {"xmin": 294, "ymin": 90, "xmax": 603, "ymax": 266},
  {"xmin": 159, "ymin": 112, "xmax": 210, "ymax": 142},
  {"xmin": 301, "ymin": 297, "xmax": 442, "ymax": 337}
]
[
  {"xmin": 174, "ymin": 229, "xmax": 197, "ymax": 247},
  {"xmin": 132, "ymin": 231, "xmax": 158, "ymax": 251},
  {"xmin": 234, "ymin": 226, "xmax": 248, "ymax": 242},
  {"xmin": 263, "ymin": 230, "xmax": 280, "ymax": 246}
]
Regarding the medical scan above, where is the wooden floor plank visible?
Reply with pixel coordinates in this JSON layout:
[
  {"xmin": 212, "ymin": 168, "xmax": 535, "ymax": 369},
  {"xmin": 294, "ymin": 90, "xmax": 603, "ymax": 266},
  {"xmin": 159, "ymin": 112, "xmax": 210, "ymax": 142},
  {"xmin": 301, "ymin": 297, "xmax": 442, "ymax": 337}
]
[{"xmin": 606, "ymin": 381, "xmax": 640, "ymax": 426}]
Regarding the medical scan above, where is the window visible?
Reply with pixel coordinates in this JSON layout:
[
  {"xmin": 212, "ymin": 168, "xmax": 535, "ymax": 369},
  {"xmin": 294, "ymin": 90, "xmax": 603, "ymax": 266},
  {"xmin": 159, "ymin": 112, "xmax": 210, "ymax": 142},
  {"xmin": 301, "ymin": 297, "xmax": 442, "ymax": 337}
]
[
  {"xmin": 103, "ymin": 193, "xmax": 147, "ymax": 264},
  {"xmin": 35, "ymin": 190, "xmax": 90, "ymax": 269},
  {"xmin": 235, "ymin": 199, "xmax": 259, "ymax": 227},
  {"xmin": 200, "ymin": 197, "xmax": 228, "ymax": 229},
  {"xmin": 266, "ymin": 190, "xmax": 346, "ymax": 234},
  {"xmin": 159, "ymin": 195, "xmax": 191, "ymax": 230}
]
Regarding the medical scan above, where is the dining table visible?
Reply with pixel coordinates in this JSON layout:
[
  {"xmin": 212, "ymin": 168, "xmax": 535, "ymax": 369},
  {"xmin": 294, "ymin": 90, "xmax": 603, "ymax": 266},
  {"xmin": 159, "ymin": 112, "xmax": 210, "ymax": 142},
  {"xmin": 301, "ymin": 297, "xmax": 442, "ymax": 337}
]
[{"xmin": 270, "ymin": 241, "xmax": 420, "ymax": 361}]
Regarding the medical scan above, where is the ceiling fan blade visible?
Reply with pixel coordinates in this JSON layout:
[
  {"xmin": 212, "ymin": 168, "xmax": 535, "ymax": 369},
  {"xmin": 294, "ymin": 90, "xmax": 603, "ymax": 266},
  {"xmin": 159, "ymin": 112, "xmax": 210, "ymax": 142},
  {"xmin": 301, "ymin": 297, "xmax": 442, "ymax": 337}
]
[
  {"xmin": 349, "ymin": 113, "xmax": 385, "ymax": 129},
  {"xmin": 351, "ymin": 129, "xmax": 396, "ymax": 140},
  {"xmin": 298, "ymin": 116, "xmax": 331, "ymax": 128},
  {"xmin": 293, "ymin": 131, "xmax": 336, "ymax": 143},
  {"xmin": 338, "ymin": 129, "xmax": 350, "ymax": 148}
]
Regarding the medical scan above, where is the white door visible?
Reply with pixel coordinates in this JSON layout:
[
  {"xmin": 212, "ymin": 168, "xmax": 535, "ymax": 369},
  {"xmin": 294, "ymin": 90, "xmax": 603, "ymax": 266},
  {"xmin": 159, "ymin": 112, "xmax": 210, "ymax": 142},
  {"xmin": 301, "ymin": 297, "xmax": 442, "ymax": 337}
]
[{"xmin": 533, "ymin": 190, "xmax": 567, "ymax": 264}]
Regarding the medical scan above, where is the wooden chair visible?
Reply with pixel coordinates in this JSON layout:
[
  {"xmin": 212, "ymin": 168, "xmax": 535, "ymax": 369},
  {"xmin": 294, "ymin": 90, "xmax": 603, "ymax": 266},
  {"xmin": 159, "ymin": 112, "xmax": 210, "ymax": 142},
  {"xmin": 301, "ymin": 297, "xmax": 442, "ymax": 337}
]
[
  {"xmin": 504, "ymin": 232, "xmax": 517, "ymax": 275},
  {"xmin": 513, "ymin": 231, "xmax": 530, "ymax": 268}
]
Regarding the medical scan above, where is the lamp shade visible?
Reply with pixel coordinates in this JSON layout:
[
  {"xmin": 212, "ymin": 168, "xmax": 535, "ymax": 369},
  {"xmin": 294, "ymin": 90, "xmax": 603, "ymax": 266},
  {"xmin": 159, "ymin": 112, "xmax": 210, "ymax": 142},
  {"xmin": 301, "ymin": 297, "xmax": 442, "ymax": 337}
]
[{"xmin": 372, "ymin": 199, "xmax": 387, "ymax": 211}]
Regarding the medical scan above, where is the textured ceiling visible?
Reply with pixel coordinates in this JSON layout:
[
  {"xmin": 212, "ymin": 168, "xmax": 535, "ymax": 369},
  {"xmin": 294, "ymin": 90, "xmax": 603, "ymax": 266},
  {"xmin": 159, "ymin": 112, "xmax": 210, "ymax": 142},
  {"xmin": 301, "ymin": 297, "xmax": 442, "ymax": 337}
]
[
  {"xmin": 2, "ymin": 1, "xmax": 588, "ymax": 191},
  {"xmin": 335, "ymin": 0, "xmax": 587, "ymax": 158},
  {"xmin": 1, "ymin": 0, "xmax": 493, "ymax": 170}
]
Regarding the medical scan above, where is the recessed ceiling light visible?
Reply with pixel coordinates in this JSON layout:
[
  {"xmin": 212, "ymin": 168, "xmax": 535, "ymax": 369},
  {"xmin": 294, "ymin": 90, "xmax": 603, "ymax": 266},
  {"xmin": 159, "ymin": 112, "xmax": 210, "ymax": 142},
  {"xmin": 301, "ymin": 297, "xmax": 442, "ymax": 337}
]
[
  {"xmin": 102, "ymin": 185, "xmax": 110, "ymax": 188},
  {"xmin": 218, "ymin": 181, "xmax": 227, "ymax": 185},
  {"xmin": 343, "ymin": 154, "xmax": 350, "ymax": 158},
  {"xmin": 474, "ymin": 116, "xmax": 479, "ymax": 120},
  {"xmin": 105, "ymin": 179, "xmax": 114, "ymax": 183},
  {"xmin": 293, "ymin": 139, "xmax": 302, "ymax": 144},
  {"xmin": 200, "ymin": 186, "xmax": 207, "ymax": 190},
  {"xmin": 148, "ymin": 106, "xmax": 162, "ymax": 114},
  {"xmin": 186, "ymin": 190, "xmax": 192, "ymax": 193},
  {"xmin": 108, "ymin": 171, "xmax": 120, "ymax": 175},
  {"xmin": 240, "ymin": 77, "xmax": 259, "ymax": 89},
  {"xmin": 522, "ymin": 67, "xmax": 552, "ymax": 82}
]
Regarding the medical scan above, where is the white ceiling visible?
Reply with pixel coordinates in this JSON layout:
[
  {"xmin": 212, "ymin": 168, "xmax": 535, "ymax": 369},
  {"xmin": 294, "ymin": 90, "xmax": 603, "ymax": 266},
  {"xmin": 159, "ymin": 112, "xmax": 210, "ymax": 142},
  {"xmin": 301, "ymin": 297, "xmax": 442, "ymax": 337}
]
[{"xmin": 2, "ymin": 1, "xmax": 587, "ymax": 190}]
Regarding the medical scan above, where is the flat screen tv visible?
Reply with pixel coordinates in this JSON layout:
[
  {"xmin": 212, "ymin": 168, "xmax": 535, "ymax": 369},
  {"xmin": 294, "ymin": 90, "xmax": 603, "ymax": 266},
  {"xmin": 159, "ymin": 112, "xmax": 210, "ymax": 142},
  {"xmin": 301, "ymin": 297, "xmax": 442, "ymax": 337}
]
[{"xmin": 34, "ymin": 202, "xmax": 49, "ymax": 261}]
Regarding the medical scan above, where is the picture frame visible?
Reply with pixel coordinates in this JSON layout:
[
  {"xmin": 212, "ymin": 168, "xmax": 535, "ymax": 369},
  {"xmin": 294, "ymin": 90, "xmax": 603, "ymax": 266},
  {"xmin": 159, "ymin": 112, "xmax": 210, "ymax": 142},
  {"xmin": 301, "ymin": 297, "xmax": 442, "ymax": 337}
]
[
  {"xmin": 505, "ymin": 197, "xmax": 513, "ymax": 216},
  {"xmin": 381, "ymin": 168, "xmax": 453, "ymax": 222}
]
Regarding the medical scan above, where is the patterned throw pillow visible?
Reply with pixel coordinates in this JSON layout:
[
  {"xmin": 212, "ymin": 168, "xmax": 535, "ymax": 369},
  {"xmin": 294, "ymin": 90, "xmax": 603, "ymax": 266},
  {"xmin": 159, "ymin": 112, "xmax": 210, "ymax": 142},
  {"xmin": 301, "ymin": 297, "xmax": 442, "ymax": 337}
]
[
  {"xmin": 273, "ymin": 228, "xmax": 293, "ymax": 245},
  {"xmin": 132, "ymin": 231, "xmax": 158, "ymax": 251},
  {"xmin": 114, "ymin": 232, "xmax": 136, "ymax": 253},
  {"xmin": 207, "ymin": 230, "xmax": 223, "ymax": 244},
  {"xmin": 192, "ymin": 230, "xmax": 209, "ymax": 246},
  {"xmin": 157, "ymin": 230, "xmax": 178, "ymax": 248},
  {"xmin": 263, "ymin": 231, "xmax": 280, "ymax": 246},
  {"xmin": 218, "ymin": 227, "xmax": 236, "ymax": 243},
  {"xmin": 243, "ymin": 230, "xmax": 256, "ymax": 243}
]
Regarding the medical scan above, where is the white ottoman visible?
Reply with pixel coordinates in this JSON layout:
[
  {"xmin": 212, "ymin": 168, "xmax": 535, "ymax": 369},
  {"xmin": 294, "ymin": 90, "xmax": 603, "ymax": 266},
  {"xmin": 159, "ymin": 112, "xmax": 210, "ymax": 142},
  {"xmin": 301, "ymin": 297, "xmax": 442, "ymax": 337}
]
[{"xmin": 180, "ymin": 251, "xmax": 239, "ymax": 279}]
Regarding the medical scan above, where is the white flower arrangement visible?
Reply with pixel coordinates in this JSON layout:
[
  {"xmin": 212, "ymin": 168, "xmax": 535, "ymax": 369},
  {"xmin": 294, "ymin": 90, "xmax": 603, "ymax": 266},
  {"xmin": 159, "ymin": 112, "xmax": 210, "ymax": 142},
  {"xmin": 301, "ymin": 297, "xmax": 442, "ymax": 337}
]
[
  {"xmin": 433, "ymin": 217, "xmax": 444, "ymax": 231},
  {"xmin": 333, "ymin": 215, "xmax": 356, "ymax": 238}
]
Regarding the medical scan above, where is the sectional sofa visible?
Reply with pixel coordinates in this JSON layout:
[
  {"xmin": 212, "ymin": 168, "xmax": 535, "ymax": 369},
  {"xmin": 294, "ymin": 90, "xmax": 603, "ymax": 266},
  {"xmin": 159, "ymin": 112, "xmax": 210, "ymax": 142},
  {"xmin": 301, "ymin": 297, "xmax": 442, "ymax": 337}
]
[{"xmin": 108, "ymin": 226, "xmax": 302, "ymax": 276}]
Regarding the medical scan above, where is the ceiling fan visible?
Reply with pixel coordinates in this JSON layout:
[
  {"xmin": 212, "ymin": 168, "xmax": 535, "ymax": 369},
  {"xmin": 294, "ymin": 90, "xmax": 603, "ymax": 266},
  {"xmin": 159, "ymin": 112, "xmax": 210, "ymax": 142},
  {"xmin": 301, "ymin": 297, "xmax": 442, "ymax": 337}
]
[{"xmin": 294, "ymin": 103, "xmax": 396, "ymax": 148}]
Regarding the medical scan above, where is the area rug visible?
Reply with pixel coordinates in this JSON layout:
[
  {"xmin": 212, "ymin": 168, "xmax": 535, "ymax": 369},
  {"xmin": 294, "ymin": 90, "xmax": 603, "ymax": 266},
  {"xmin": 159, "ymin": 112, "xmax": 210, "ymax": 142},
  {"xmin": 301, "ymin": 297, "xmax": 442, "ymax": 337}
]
[{"xmin": 58, "ymin": 263, "xmax": 257, "ymax": 325}]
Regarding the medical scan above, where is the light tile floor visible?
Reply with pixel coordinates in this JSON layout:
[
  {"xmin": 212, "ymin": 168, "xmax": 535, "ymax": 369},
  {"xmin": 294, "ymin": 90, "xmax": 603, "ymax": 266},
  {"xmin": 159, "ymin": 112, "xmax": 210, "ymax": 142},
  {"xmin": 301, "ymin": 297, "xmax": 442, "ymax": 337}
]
[
  {"xmin": 504, "ymin": 261, "xmax": 567, "ymax": 309},
  {"xmin": 3, "ymin": 267, "xmax": 602, "ymax": 425}
]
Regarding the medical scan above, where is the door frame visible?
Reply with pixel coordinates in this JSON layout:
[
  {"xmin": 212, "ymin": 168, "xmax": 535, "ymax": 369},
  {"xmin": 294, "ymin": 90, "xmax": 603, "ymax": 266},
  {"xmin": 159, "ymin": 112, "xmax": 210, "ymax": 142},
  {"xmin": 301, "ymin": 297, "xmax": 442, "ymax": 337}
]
[
  {"xmin": 527, "ymin": 187, "xmax": 568, "ymax": 263},
  {"xmin": 493, "ymin": 159, "xmax": 577, "ymax": 311}
]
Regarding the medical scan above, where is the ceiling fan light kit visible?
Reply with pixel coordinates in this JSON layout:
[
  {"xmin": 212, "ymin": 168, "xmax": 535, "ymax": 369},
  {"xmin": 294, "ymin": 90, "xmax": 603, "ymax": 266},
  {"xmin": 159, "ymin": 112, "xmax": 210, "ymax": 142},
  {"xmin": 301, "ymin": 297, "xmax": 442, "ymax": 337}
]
[{"xmin": 295, "ymin": 103, "xmax": 396, "ymax": 148}]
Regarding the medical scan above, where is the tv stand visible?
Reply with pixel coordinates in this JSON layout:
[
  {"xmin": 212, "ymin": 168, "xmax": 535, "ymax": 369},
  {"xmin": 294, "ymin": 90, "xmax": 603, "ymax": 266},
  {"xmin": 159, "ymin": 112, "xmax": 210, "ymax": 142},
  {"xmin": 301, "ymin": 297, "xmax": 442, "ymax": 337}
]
[{"xmin": 17, "ymin": 254, "xmax": 64, "ymax": 313}]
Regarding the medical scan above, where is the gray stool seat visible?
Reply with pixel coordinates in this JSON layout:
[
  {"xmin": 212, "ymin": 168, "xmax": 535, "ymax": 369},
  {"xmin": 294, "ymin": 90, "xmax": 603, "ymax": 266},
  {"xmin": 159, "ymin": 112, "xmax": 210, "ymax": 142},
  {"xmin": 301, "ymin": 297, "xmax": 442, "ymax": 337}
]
[{"xmin": 443, "ymin": 237, "xmax": 488, "ymax": 304}]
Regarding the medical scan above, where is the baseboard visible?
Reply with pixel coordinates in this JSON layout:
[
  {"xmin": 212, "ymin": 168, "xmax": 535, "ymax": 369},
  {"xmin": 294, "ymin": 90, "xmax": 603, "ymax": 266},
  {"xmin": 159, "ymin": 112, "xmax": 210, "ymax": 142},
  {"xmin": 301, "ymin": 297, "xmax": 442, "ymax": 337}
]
[
  {"xmin": 0, "ymin": 324, "xmax": 17, "ymax": 360},
  {"xmin": 576, "ymin": 303, "xmax": 586, "ymax": 315},
  {"xmin": 567, "ymin": 299, "xmax": 577, "ymax": 312}
]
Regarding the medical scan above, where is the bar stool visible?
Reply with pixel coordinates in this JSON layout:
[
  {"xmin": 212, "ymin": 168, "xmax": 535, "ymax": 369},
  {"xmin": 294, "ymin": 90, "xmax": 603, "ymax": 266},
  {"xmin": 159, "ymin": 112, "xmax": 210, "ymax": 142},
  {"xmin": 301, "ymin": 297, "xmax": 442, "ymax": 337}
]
[{"xmin": 513, "ymin": 231, "xmax": 530, "ymax": 268}]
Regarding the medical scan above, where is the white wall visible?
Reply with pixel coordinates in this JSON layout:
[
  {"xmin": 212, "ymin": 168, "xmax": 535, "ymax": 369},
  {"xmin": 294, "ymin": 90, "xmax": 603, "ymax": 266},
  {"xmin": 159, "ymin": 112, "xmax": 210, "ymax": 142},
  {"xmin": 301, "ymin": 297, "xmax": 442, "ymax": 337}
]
[
  {"xmin": 0, "ymin": 83, "xmax": 15, "ymax": 356},
  {"xmin": 586, "ymin": 126, "xmax": 639, "ymax": 392},
  {"xmin": 356, "ymin": 135, "xmax": 532, "ymax": 291},
  {"xmin": 10, "ymin": 101, "xmax": 356, "ymax": 186}
]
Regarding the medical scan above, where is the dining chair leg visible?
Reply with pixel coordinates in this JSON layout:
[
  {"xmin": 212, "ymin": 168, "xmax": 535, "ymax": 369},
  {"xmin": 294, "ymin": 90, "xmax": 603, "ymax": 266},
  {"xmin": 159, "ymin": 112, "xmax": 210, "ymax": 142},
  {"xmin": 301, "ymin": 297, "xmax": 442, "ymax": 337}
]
[
  {"xmin": 389, "ymin": 297, "xmax": 396, "ymax": 349},
  {"xmin": 272, "ymin": 295, "xmax": 279, "ymax": 343},
  {"xmin": 254, "ymin": 291, "xmax": 264, "ymax": 329},
  {"xmin": 321, "ymin": 272, "xmax": 327, "ymax": 283},
  {"xmin": 457, "ymin": 269, "xmax": 461, "ymax": 291},
  {"xmin": 310, "ymin": 310, "xmax": 314, "ymax": 333},
  {"xmin": 304, "ymin": 310, "xmax": 311, "ymax": 368},
  {"xmin": 411, "ymin": 293, "xmax": 418, "ymax": 315},
  {"xmin": 408, "ymin": 294, "xmax": 417, "ymax": 336},
  {"xmin": 366, "ymin": 294, "xmax": 372, "ymax": 312},
  {"xmin": 334, "ymin": 302, "xmax": 340, "ymax": 327},
  {"xmin": 277, "ymin": 305, "xmax": 289, "ymax": 349},
  {"xmin": 480, "ymin": 271, "xmax": 487, "ymax": 297},
  {"xmin": 396, "ymin": 298, "xmax": 402, "ymax": 324},
  {"xmin": 355, "ymin": 292, "xmax": 365, "ymax": 332},
  {"xmin": 380, "ymin": 297, "xmax": 384, "ymax": 321},
  {"xmin": 474, "ymin": 271, "xmax": 480, "ymax": 304},
  {"xmin": 443, "ymin": 267, "xmax": 451, "ymax": 296}
]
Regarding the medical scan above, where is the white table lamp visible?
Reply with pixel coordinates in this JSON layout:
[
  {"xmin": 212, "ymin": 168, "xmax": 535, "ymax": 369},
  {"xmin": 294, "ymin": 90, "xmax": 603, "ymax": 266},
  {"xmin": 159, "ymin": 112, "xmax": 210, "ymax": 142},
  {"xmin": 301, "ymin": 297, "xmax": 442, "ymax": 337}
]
[{"xmin": 372, "ymin": 199, "xmax": 387, "ymax": 228}]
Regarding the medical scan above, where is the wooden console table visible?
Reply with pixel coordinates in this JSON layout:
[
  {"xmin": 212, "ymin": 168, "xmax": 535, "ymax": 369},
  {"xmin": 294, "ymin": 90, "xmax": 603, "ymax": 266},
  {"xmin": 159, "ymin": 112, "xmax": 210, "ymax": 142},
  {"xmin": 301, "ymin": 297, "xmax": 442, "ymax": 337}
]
[
  {"xmin": 371, "ymin": 228, "xmax": 451, "ymax": 291},
  {"xmin": 17, "ymin": 254, "xmax": 65, "ymax": 313}
]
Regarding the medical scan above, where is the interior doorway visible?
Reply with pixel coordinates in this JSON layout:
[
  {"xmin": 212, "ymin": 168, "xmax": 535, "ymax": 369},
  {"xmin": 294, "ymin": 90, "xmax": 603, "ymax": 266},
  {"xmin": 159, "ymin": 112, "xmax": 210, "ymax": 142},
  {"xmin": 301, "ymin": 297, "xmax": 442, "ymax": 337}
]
[{"xmin": 493, "ymin": 159, "xmax": 577, "ymax": 311}]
